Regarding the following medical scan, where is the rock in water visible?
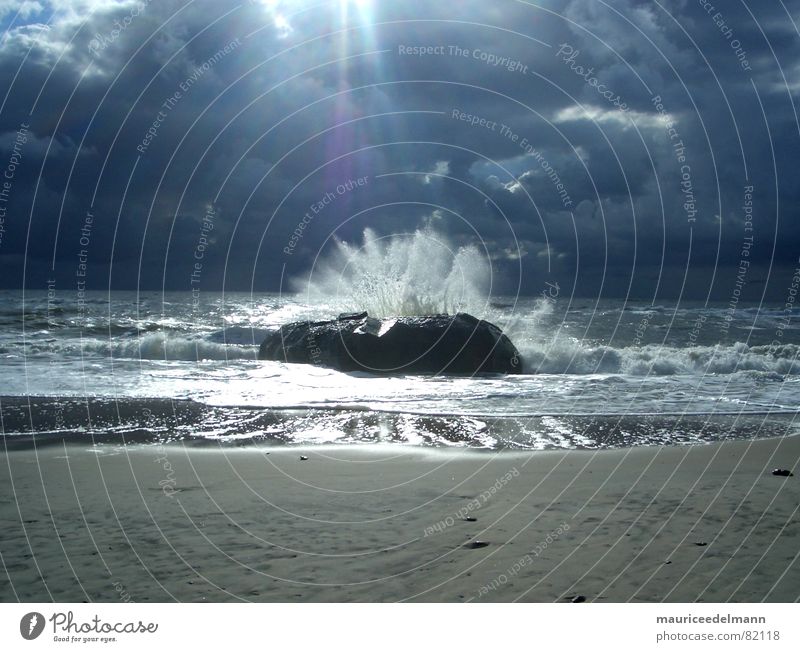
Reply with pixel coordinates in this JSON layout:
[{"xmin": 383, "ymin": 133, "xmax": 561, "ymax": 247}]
[{"xmin": 258, "ymin": 312, "xmax": 522, "ymax": 375}]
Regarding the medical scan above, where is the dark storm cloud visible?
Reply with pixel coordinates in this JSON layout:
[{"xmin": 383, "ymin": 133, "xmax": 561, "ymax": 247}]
[{"xmin": 0, "ymin": 0, "xmax": 797, "ymax": 301}]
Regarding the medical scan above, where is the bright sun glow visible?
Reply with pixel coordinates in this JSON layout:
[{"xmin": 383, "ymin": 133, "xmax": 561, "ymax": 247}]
[{"xmin": 274, "ymin": 13, "xmax": 292, "ymax": 36}]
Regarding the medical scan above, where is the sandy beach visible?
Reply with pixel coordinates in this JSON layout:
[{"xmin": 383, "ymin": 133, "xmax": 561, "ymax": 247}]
[{"xmin": 1, "ymin": 435, "xmax": 798, "ymax": 603}]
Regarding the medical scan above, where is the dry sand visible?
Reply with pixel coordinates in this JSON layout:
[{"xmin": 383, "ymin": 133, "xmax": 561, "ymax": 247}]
[{"xmin": 1, "ymin": 435, "xmax": 798, "ymax": 602}]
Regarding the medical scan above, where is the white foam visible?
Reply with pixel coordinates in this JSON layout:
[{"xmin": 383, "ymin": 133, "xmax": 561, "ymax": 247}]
[
  {"xmin": 519, "ymin": 339, "xmax": 800, "ymax": 376},
  {"xmin": 293, "ymin": 227, "xmax": 491, "ymax": 318},
  {"xmin": 54, "ymin": 334, "xmax": 257, "ymax": 361}
]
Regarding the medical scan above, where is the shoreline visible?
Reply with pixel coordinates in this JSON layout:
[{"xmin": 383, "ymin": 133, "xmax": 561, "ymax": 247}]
[
  {"xmin": 1, "ymin": 435, "xmax": 798, "ymax": 602},
  {"xmin": 2, "ymin": 395, "xmax": 798, "ymax": 451}
]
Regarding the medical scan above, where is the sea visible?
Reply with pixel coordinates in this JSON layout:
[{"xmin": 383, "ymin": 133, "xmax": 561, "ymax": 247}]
[{"xmin": 2, "ymin": 285, "xmax": 799, "ymax": 451}]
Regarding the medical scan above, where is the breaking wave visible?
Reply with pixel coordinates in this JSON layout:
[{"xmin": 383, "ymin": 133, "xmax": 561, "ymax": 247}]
[
  {"xmin": 10, "ymin": 331, "xmax": 799, "ymax": 375},
  {"xmin": 293, "ymin": 227, "xmax": 492, "ymax": 318},
  {"xmin": 520, "ymin": 340, "xmax": 800, "ymax": 376},
  {"xmin": 19, "ymin": 333, "xmax": 258, "ymax": 361}
]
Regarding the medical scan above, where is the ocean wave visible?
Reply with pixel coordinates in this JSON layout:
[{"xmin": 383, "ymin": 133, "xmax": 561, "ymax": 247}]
[
  {"xmin": 206, "ymin": 326, "xmax": 272, "ymax": 345},
  {"xmin": 520, "ymin": 340, "xmax": 800, "ymax": 376},
  {"xmin": 22, "ymin": 333, "xmax": 258, "ymax": 361},
  {"xmin": 8, "ymin": 329, "xmax": 800, "ymax": 374}
]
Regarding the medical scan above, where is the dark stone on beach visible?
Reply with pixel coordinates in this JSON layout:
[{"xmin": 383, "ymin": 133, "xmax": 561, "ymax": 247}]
[
  {"xmin": 463, "ymin": 541, "xmax": 490, "ymax": 549},
  {"xmin": 771, "ymin": 468, "xmax": 794, "ymax": 477},
  {"xmin": 258, "ymin": 312, "xmax": 522, "ymax": 375},
  {"xmin": 571, "ymin": 595, "xmax": 586, "ymax": 603}
]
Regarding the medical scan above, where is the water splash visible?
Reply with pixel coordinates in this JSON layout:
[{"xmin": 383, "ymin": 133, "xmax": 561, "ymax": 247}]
[{"xmin": 294, "ymin": 228, "xmax": 492, "ymax": 318}]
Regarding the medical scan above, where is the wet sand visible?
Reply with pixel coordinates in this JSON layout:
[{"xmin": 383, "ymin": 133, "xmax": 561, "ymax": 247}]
[{"xmin": 1, "ymin": 435, "xmax": 798, "ymax": 602}]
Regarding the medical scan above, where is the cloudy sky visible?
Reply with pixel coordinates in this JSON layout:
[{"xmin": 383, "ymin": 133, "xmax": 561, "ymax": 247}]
[{"xmin": 0, "ymin": 0, "xmax": 798, "ymax": 300}]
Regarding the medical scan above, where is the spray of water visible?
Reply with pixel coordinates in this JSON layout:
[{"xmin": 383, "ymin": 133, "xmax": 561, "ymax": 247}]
[{"xmin": 294, "ymin": 228, "xmax": 491, "ymax": 318}]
